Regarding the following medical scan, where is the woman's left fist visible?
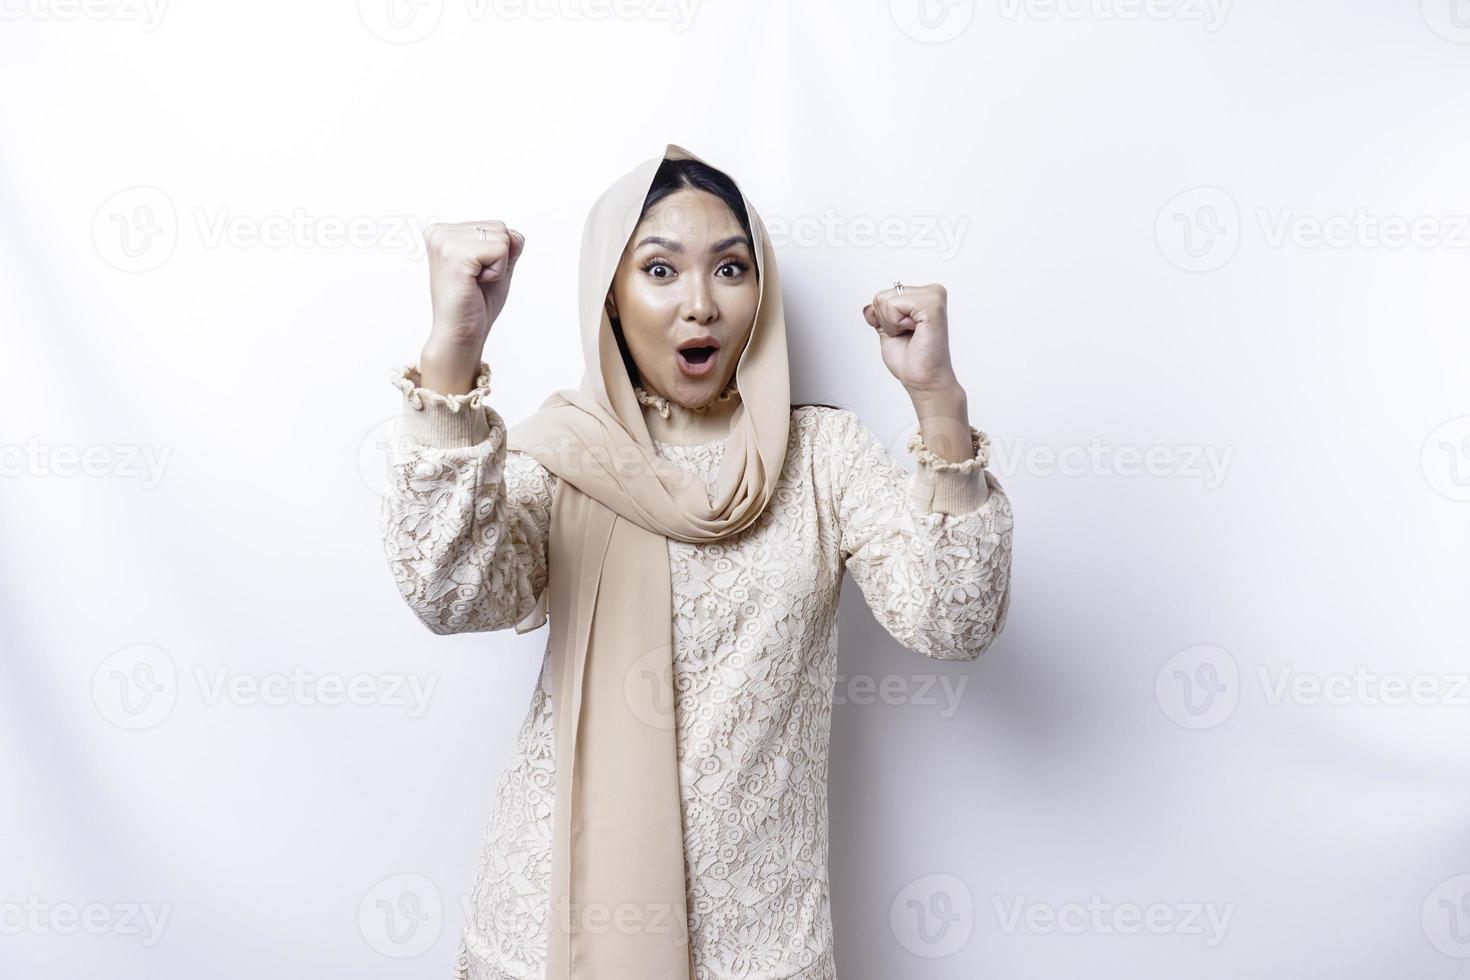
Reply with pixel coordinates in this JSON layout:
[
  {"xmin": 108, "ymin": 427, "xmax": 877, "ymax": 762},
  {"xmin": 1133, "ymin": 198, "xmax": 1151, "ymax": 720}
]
[{"xmin": 862, "ymin": 282, "xmax": 959, "ymax": 393}]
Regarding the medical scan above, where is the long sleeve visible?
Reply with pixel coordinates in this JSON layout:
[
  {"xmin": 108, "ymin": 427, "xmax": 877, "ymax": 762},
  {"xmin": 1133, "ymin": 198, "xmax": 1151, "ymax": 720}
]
[
  {"xmin": 380, "ymin": 362, "xmax": 556, "ymax": 635},
  {"xmin": 828, "ymin": 407, "xmax": 1013, "ymax": 661}
]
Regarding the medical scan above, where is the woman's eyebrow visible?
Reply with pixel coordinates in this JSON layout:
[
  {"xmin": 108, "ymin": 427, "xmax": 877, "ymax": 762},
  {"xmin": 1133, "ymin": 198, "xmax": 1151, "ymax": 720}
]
[{"xmin": 635, "ymin": 235, "xmax": 752, "ymax": 254}]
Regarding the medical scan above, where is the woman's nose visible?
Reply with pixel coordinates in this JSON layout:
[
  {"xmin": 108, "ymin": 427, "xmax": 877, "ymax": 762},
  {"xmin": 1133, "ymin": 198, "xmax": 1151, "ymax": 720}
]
[{"xmin": 681, "ymin": 277, "xmax": 716, "ymax": 323}]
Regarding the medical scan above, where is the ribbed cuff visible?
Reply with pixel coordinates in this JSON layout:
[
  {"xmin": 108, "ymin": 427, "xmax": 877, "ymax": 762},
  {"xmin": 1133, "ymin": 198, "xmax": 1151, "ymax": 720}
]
[
  {"xmin": 907, "ymin": 425, "xmax": 992, "ymax": 516},
  {"xmin": 390, "ymin": 362, "xmax": 494, "ymax": 449}
]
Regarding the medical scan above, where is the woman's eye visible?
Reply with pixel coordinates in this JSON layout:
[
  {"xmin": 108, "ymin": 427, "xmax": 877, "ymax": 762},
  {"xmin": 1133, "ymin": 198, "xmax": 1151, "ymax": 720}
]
[{"xmin": 643, "ymin": 258, "xmax": 747, "ymax": 280}]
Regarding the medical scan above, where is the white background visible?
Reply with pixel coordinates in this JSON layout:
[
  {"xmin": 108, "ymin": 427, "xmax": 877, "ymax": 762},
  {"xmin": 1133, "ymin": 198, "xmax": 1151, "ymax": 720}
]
[{"xmin": 3, "ymin": 1, "xmax": 1470, "ymax": 977}]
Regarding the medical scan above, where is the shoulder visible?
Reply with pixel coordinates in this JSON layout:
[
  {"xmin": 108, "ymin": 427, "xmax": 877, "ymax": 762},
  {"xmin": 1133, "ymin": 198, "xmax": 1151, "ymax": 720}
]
[
  {"xmin": 790, "ymin": 403, "xmax": 874, "ymax": 447},
  {"xmin": 789, "ymin": 404, "xmax": 890, "ymax": 475},
  {"xmin": 791, "ymin": 403, "xmax": 857, "ymax": 429},
  {"xmin": 786, "ymin": 406, "xmax": 901, "ymax": 515},
  {"xmin": 790, "ymin": 403, "xmax": 842, "ymax": 449}
]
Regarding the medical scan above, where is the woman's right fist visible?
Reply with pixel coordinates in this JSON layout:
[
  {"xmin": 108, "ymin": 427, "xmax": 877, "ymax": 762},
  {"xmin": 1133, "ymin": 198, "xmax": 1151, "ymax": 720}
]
[{"xmin": 419, "ymin": 220, "xmax": 524, "ymax": 394}]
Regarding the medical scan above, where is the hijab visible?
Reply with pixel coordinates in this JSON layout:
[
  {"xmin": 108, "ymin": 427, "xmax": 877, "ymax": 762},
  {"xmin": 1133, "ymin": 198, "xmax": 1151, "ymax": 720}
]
[{"xmin": 505, "ymin": 142, "xmax": 791, "ymax": 977}]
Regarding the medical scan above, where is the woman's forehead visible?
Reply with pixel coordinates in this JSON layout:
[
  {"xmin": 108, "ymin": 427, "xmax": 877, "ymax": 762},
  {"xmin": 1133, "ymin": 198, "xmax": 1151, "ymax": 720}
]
[{"xmin": 635, "ymin": 189, "xmax": 745, "ymax": 244}]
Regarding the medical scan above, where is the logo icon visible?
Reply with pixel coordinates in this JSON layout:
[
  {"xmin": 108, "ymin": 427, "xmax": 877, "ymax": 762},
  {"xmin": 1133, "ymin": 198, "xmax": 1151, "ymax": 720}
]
[
  {"xmin": 360, "ymin": 416, "xmax": 416, "ymax": 498},
  {"xmin": 92, "ymin": 643, "xmax": 178, "ymax": 730},
  {"xmin": 1155, "ymin": 643, "xmax": 1239, "ymax": 730},
  {"xmin": 889, "ymin": 0, "xmax": 975, "ymax": 43},
  {"xmin": 1422, "ymin": 0, "xmax": 1470, "ymax": 42},
  {"xmin": 624, "ymin": 644, "xmax": 679, "ymax": 732},
  {"xmin": 358, "ymin": 873, "xmax": 442, "ymax": 957},
  {"xmin": 358, "ymin": 0, "xmax": 444, "ymax": 43},
  {"xmin": 890, "ymin": 872, "xmax": 974, "ymax": 958},
  {"xmin": 1156, "ymin": 187, "xmax": 1240, "ymax": 272},
  {"xmin": 92, "ymin": 186, "xmax": 177, "ymax": 273},
  {"xmin": 1422, "ymin": 416, "xmax": 1470, "ymax": 502},
  {"xmin": 1422, "ymin": 874, "xmax": 1470, "ymax": 957}
]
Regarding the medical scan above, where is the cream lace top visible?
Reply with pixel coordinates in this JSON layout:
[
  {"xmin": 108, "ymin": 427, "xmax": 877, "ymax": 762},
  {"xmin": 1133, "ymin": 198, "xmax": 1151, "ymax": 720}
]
[{"xmin": 381, "ymin": 365, "xmax": 1015, "ymax": 980}]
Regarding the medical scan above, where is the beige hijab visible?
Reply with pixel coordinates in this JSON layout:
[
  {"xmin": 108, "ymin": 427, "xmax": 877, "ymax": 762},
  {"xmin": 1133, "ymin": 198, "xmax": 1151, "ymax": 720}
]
[{"xmin": 505, "ymin": 143, "xmax": 790, "ymax": 977}]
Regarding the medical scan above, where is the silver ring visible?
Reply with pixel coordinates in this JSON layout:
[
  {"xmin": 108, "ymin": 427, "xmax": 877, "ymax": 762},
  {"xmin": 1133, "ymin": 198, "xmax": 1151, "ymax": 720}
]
[
  {"xmin": 476, "ymin": 226, "xmax": 489, "ymax": 240},
  {"xmin": 893, "ymin": 281, "xmax": 905, "ymax": 294}
]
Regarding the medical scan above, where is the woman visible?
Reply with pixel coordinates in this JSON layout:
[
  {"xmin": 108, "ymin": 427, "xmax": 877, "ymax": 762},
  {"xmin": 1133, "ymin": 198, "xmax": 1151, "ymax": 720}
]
[{"xmin": 381, "ymin": 143, "xmax": 1014, "ymax": 980}]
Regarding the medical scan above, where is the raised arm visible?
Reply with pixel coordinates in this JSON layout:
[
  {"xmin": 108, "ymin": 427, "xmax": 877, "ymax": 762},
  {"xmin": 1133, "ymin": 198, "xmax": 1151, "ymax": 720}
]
[
  {"xmin": 836, "ymin": 281, "xmax": 1016, "ymax": 658},
  {"xmin": 830, "ymin": 407, "xmax": 1013, "ymax": 662},
  {"xmin": 381, "ymin": 362, "xmax": 556, "ymax": 635},
  {"xmin": 379, "ymin": 218, "xmax": 553, "ymax": 635}
]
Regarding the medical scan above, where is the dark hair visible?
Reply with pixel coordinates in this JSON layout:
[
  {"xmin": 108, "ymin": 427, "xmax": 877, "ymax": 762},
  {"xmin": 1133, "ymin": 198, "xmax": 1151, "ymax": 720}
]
[{"xmin": 608, "ymin": 156, "xmax": 844, "ymax": 414}]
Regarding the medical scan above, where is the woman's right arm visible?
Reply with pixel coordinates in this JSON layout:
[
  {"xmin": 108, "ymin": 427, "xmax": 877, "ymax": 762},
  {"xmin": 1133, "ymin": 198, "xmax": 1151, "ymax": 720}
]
[
  {"xmin": 380, "ymin": 362, "xmax": 556, "ymax": 635},
  {"xmin": 379, "ymin": 218, "xmax": 551, "ymax": 635}
]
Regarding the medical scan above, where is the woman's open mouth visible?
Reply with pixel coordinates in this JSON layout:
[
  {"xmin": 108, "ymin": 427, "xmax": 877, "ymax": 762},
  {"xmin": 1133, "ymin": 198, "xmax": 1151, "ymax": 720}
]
[{"xmin": 675, "ymin": 338, "xmax": 720, "ymax": 378}]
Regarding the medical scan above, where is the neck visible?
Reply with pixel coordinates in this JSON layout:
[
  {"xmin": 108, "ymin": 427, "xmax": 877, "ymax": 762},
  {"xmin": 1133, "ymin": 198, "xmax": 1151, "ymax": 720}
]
[{"xmin": 635, "ymin": 380, "xmax": 740, "ymax": 446}]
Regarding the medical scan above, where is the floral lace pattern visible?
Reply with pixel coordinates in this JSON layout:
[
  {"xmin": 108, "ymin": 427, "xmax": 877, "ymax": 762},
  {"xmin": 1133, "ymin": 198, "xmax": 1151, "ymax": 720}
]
[{"xmin": 381, "ymin": 385, "xmax": 1014, "ymax": 980}]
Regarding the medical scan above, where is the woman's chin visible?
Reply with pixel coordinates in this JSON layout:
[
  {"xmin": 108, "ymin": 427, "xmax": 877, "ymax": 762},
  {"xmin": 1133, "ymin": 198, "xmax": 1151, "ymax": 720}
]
[{"xmin": 662, "ymin": 375, "xmax": 727, "ymax": 410}]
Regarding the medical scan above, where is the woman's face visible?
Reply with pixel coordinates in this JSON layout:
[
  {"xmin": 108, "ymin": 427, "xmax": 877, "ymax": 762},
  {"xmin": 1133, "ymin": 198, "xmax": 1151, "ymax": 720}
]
[{"xmin": 605, "ymin": 187, "xmax": 759, "ymax": 409}]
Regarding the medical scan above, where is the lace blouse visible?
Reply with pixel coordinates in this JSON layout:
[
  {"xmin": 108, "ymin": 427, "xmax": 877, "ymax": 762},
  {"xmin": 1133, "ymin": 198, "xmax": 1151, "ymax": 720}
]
[{"xmin": 380, "ymin": 365, "xmax": 1015, "ymax": 980}]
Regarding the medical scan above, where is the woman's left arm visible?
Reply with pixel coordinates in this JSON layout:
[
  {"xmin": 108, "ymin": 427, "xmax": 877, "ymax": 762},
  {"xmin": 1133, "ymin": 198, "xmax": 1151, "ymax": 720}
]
[
  {"xmin": 831, "ymin": 406, "xmax": 1013, "ymax": 661},
  {"xmin": 835, "ymin": 282, "xmax": 1015, "ymax": 660}
]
